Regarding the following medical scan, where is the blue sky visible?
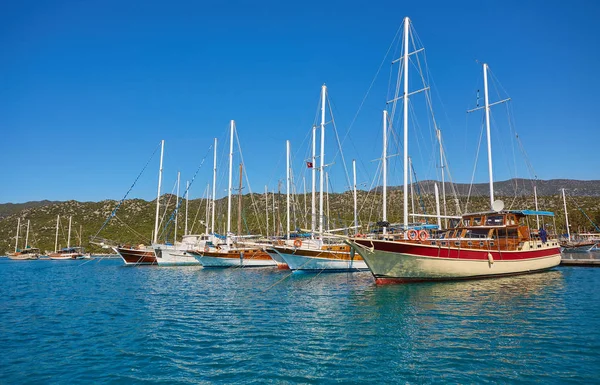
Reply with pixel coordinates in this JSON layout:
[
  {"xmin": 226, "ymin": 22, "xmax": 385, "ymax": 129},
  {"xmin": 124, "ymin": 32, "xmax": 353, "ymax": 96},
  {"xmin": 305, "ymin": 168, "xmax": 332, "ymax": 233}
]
[{"xmin": 1, "ymin": 0, "xmax": 599, "ymax": 203}]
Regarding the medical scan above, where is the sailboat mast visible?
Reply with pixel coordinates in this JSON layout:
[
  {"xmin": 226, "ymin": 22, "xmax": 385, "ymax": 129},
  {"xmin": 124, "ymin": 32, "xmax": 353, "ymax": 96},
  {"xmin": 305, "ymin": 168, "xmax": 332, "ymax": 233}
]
[
  {"xmin": 211, "ymin": 137, "xmax": 217, "ymax": 234},
  {"xmin": 303, "ymin": 176, "xmax": 307, "ymax": 230},
  {"xmin": 562, "ymin": 188, "xmax": 571, "ymax": 241},
  {"xmin": 14, "ymin": 218, "xmax": 20, "ymax": 253},
  {"xmin": 265, "ymin": 186, "xmax": 269, "ymax": 238},
  {"xmin": 483, "ymin": 63, "xmax": 495, "ymax": 208},
  {"xmin": 25, "ymin": 220, "xmax": 30, "ymax": 249},
  {"xmin": 383, "ymin": 109, "xmax": 388, "ymax": 235},
  {"xmin": 534, "ymin": 184, "xmax": 540, "ymax": 229},
  {"xmin": 434, "ymin": 183, "xmax": 442, "ymax": 229},
  {"xmin": 286, "ymin": 140, "xmax": 291, "ymax": 240},
  {"xmin": 185, "ymin": 180, "xmax": 189, "ymax": 236},
  {"xmin": 227, "ymin": 120, "xmax": 234, "ymax": 237},
  {"xmin": 311, "ymin": 125, "xmax": 316, "ymax": 236},
  {"xmin": 326, "ymin": 172, "xmax": 330, "ymax": 231},
  {"xmin": 319, "ymin": 84, "xmax": 326, "ymax": 234},
  {"xmin": 409, "ymin": 156, "xmax": 415, "ymax": 215},
  {"xmin": 175, "ymin": 171, "xmax": 180, "ymax": 242},
  {"xmin": 67, "ymin": 216, "xmax": 72, "ymax": 249},
  {"xmin": 353, "ymin": 159, "xmax": 358, "ymax": 233},
  {"xmin": 238, "ymin": 163, "xmax": 243, "ymax": 236},
  {"xmin": 437, "ymin": 129, "xmax": 448, "ymax": 227},
  {"xmin": 205, "ymin": 183, "xmax": 210, "ymax": 234},
  {"xmin": 402, "ymin": 17, "xmax": 410, "ymax": 230},
  {"xmin": 153, "ymin": 140, "xmax": 165, "ymax": 244},
  {"xmin": 54, "ymin": 215, "xmax": 59, "ymax": 253}
]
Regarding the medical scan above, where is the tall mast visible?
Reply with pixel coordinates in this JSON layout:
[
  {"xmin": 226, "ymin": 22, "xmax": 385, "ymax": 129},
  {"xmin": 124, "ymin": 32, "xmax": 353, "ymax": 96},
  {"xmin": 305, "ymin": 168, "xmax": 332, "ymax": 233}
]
[
  {"xmin": 319, "ymin": 84, "xmax": 326, "ymax": 234},
  {"xmin": 437, "ymin": 129, "xmax": 448, "ymax": 228},
  {"xmin": 383, "ymin": 109, "xmax": 388, "ymax": 235},
  {"xmin": 286, "ymin": 140, "xmax": 291, "ymax": 240},
  {"xmin": 54, "ymin": 215, "xmax": 59, "ymax": 253},
  {"xmin": 325, "ymin": 172, "xmax": 330, "ymax": 231},
  {"xmin": 211, "ymin": 137, "xmax": 217, "ymax": 234},
  {"xmin": 311, "ymin": 124, "xmax": 316, "ymax": 236},
  {"xmin": 175, "ymin": 171, "xmax": 180, "ymax": 242},
  {"xmin": 534, "ymin": 184, "xmax": 540, "ymax": 229},
  {"xmin": 205, "ymin": 183, "xmax": 210, "ymax": 234},
  {"xmin": 153, "ymin": 140, "xmax": 165, "ymax": 244},
  {"xmin": 353, "ymin": 159, "xmax": 358, "ymax": 233},
  {"xmin": 434, "ymin": 183, "xmax": 442, "ymax": 229},
  {"xmin": 67, "ymin": 216, "xmax": 72, "ymax": 249},
  {"xmin": 227, "ymin": 120, "xmax": 234, "ymax": 238},
  {"xmin": 303, "ymin": 176, "xmax": 307, "ymax": 230},
  {"xmin": 25, "ymin": 219, "xmax": 30, "ymax": 249},
  {"xmin": 265, "ymin": 186, "xmax": 269, "ymax": 238},
  {"xmin": 402, "ymin": 17, "xmax": 410, "ymax": 230},
  {"xmin": 272, "ymin": 191, "xmax": 276, "ymax": 236},
  {"xmin": 238, "ymin": 163, "xmax": 243, "ymax": 236},
  {"xmin": 409, "ymin": 156, "xmax": 415, "ymax": 215},
  {"xmin": 483, "ymin": 63, "xmax": 495, "ymax": 208},
  {"xmin": 185, "ymin": 180, "xmax": 189, "ymax": 236},
  {"xmin": 14, "ymin": 218, "xmax": 20, "ymax": 253},
  {"xmin": 562, "ymin": 188, "xmax": 571, "ymax": 241}
]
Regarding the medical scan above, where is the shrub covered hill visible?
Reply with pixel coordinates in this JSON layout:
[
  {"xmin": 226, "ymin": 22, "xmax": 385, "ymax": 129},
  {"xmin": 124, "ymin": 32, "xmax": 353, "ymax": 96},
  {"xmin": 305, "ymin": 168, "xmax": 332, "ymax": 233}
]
[{"xmin": 2, "ymin": 179, "xmax": 600, "ymax": 254}]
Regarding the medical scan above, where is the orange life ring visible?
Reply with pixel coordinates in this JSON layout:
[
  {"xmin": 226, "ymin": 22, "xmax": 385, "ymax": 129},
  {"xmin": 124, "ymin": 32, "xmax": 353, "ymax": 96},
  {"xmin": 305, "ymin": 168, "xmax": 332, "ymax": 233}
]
[
  {"xmin": 418, "ymin": 230, "xmax": 429, "ymax": 241},
  {"xmin": 203, "ymin": 245, "xmax": 210, "ymax": 253},
  {"xmin": 293, "ymin": 239, "xmax": 302, "ymax": 248},
  {"xmin": 407, "ymin": 229, "xmax": 418, "ymax": 240}
]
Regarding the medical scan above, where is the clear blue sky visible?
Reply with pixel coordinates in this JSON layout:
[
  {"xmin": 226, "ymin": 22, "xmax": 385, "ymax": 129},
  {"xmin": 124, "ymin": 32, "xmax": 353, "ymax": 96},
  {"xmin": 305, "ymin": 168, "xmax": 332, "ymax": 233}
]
[{"xmin": 1, "ymin": 0, "xmax": 599, "ymax": 203}]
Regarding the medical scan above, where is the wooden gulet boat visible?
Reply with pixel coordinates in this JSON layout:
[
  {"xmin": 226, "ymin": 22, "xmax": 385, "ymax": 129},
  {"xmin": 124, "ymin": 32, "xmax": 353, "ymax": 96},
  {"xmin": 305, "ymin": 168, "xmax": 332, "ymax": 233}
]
[
  {"xmin": 188, "ymin": 121, "xmax": 276, "ymax": 268},
  {"xmin": 347, "ymin": 19, "xmax": 560, "ymax": 283},
  {"xmin": 113, "ymin": 246, "xmax": 157, "ymax": 265},
  {"xmin": 48, "ymin": 216, "xmax": 85, "ymax": 260},
  {"xmin": 348, "ymin": 210, "xmax": 561, "ymax": 283},
  {"xmin": 7, "ymin": 219, "xmax": 40, "ymax": 260}
]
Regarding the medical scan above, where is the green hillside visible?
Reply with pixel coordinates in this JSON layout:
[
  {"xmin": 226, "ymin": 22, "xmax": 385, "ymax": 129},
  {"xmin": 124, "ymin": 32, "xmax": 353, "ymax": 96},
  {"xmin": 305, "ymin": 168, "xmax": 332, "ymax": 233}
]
[{"xmin": 2, "ymin": 190, "xmax": 599, "ymax": 255}]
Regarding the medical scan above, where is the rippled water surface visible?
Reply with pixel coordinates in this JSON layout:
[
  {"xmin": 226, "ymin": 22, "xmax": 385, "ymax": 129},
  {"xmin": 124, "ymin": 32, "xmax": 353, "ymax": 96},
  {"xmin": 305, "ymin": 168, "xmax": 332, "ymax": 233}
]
[{"xmin": 1, "ymin": 256, "xmax": 599, "ymax": 384}]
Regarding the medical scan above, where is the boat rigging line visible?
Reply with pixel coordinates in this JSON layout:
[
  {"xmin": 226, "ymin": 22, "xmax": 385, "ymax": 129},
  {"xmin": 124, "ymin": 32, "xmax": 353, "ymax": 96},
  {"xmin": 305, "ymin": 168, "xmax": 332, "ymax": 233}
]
[{"xmin": 92, "ymin": 140, "xmax": 162, "ymax": 240}]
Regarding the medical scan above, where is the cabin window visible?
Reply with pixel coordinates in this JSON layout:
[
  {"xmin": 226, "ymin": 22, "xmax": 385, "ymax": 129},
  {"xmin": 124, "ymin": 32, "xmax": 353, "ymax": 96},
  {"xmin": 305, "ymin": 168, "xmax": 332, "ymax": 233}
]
[
  {"xmin": 467, "ymin": 241, "xmax": 473, "ymax": 247},
  {"xmin": 454, "ymin": 241, "xmax": 460, "ymax": 247},
  {"xmin": 462, "ymin": 218, "xmax": 471, "ymax": 226},
  {"xmin": 479, "ymin": 241, "xmax": 485, "ymax": 247},
  {"xmin": 486, "ymin": 215, "xmax": 504, "ymax": 226},
  {"xmin": 441, "ymin": 241, "xmax": 447, "ymax": 246},
  {"xmin": 507, "ymin": 215, "xmax": 517, "ymax": 226},
  {"xmin": 472, "ymin": 217, "xmax": 482, "ymax": 225},
  {"xmin": 431, "ymin": 241, "xmax": 437, "ymax": 246}
]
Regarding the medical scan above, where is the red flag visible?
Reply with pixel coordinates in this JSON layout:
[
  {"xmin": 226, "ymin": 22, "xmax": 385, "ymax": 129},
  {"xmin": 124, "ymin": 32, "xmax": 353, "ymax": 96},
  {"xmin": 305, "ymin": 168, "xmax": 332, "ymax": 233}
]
[{"xmin": 306, "ymin": 161, "xmax": 313, "ymax": 168}]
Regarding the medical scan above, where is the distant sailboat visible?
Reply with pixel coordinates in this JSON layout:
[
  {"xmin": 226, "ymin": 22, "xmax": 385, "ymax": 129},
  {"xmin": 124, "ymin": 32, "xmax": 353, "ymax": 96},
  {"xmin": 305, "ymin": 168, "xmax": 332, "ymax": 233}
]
[
  {"xmin": 48, "ymin": 215, "xmax": 85, "ymax": 260},
  {"xmin": 559, "ymin": 188, "xmax": 596, "ymax": 252},
  {"xmin": 7, "ymin": 219, "xmax": 40, "ymax": 260}
]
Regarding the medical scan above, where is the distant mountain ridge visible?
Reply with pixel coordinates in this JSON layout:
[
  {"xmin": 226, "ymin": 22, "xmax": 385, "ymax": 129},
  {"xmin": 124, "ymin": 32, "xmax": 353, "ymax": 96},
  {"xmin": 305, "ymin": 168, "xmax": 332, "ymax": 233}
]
[
  {"xmin": 0, "ymin": 200, "xmax": 60, "ymax": 219},
  {"xmin": 382, "ymin": 179, "xmax": 600, "ymax": 197}
]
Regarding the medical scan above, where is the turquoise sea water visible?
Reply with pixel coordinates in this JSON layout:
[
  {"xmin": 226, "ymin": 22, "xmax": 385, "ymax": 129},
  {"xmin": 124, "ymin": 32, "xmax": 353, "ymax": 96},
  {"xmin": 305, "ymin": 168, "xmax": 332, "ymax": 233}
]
[{"xmin": 1, "ymin": 256, "xmax": 599, "ymax": 384}]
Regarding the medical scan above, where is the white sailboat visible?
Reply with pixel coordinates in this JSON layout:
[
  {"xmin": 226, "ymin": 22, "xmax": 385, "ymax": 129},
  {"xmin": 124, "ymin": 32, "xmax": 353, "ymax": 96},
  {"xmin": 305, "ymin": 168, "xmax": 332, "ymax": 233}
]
[{"xmin": 270, "ymin": 85, "xmax": 368, "ymax": 272}]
